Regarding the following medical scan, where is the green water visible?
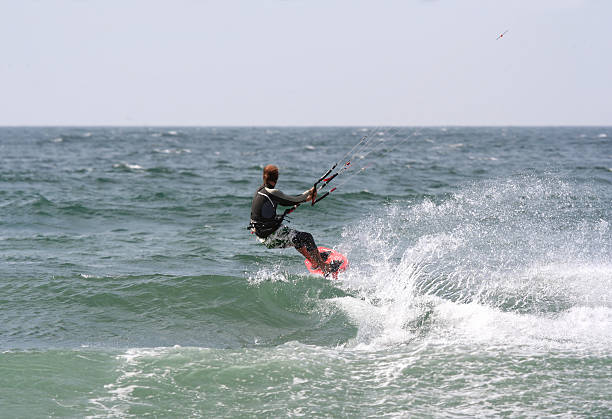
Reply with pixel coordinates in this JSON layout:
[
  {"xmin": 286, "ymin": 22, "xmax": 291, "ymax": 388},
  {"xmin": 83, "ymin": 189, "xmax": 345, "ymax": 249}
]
[{"xmin": 1, "ymin": 127, "xmax": 610, "ymax": 417}]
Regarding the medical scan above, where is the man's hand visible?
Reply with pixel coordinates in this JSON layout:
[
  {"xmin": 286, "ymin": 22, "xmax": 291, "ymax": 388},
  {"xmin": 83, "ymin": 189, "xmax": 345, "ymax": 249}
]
[{"xmin": 308, "ymin": 186, "xmax": 317, "ymax": 205}]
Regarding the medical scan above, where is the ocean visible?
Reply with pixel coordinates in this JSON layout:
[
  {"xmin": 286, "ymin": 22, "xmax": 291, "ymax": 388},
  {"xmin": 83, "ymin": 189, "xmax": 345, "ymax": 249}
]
[{"xmin": 1, "ymin": 127, "xmax": 610, "ymax": 417}]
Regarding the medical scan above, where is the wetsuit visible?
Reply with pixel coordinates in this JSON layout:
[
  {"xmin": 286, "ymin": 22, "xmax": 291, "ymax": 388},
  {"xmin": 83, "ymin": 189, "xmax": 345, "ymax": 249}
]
[{"xmin": 250, "ymin": 185, "xmax": 317, "ymax": 250}]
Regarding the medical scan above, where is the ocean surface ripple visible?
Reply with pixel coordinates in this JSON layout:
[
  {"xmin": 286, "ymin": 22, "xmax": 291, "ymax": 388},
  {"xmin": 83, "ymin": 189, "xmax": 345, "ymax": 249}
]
[{"xmin": 1, "ymin": 127, "xmax": 610, "ymax": 417}]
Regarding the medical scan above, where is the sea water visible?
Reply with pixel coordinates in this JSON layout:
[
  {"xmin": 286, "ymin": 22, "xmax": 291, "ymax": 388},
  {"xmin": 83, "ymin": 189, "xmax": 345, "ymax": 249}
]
[{"xmin": 1, "ymin": 127, "xmax": 610, "ymax": 417}]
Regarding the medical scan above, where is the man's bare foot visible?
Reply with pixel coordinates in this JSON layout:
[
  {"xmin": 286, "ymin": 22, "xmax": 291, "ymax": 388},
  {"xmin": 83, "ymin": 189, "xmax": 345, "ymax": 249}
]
[{"xmin": 310, "ymin": 262, "xmax": 329, "ymax": 272}]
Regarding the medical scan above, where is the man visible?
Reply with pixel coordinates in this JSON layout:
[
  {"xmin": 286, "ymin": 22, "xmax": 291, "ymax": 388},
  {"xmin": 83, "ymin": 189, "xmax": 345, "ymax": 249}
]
[{"xmin": 250, "ymin": 164, "xmax": 338, "ymax": 275}]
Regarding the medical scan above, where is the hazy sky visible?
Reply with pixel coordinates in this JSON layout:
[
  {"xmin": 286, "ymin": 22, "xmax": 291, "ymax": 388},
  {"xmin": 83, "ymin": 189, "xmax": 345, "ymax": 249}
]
[{"xmin": 1, "ymin": 0, "xmax": 611, "ymax": 126}]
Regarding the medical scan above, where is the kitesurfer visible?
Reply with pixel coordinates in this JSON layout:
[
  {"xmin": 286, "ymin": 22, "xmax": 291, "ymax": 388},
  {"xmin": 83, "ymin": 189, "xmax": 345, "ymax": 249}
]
[{"xmin": 250, "ymin": 164, "xmax": 338, "ymax": 275}]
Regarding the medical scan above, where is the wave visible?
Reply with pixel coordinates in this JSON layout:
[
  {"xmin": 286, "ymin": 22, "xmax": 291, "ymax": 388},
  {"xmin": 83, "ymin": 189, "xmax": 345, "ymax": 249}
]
[
  {"xmin": 327, "ymin": 175, "xmax": 612, "ymax": 352},
  {"xmin": 3, "ymin": 336, "xmax": 609, "ymax": 418},
  {"xmin": 54, "ymin": 131, "xmax": 94, "ymax": 141},
  {"xmin": 152, "ymin": 148, "xmax": 191, "ymax": 154},
  {"xmin": 1, "ymin": 273, "xmax": 355, "ymax": 350},
  {"xmin": 4, "ymin": 172, "xmax": 610, "ymax": 354},
  {"xmin": 112, "ymin": 162, "xmax": 144, "ymax": 171}
]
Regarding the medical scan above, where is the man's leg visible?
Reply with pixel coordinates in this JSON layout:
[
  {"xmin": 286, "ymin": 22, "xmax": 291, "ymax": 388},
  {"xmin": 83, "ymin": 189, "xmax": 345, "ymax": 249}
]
[
  {"xmin": 264, "ymin": 226, "xmax": 332, "ymax": 274},
  {"xmin": 292, "ymin": 231, "xmax": 330, "ymax": 273}
]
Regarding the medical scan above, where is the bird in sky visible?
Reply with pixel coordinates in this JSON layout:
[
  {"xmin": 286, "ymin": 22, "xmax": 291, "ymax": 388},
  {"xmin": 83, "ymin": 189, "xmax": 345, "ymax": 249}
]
[{"xmin": 497, "ymin": 29, "xmax": 509, "ymax": 40}]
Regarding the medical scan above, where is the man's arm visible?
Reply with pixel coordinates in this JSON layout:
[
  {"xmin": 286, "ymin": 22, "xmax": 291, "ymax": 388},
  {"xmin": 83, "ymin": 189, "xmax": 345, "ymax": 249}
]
[{"xmin": 265, "ymin": 187, "xmax": 312, "ymax": 206}]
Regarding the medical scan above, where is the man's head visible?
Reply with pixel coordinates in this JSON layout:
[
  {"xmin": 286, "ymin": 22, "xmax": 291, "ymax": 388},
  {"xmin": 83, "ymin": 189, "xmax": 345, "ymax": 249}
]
[{"xmin": 263, "ymin": 164, "xmax": 279, "ymax": 187}]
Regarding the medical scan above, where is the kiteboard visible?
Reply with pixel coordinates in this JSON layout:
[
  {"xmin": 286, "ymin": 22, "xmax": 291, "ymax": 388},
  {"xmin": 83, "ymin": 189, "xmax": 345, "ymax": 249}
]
[{"xmin": 304, "ymin": 246, "xmax": 348, "ymax": 279}]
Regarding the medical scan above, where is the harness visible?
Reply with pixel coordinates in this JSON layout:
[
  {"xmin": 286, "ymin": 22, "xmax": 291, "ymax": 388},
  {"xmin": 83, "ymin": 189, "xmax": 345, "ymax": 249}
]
[{"xmin": 248, "ymin": 185, "xmax": 299, "ymax": 238}]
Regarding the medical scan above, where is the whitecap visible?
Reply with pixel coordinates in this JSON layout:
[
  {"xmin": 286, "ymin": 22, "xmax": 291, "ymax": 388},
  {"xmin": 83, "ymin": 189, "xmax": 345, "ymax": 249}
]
[
  {"xmin": 247, "ymin": 266, "xmax": 291, "ymax": 284},
  {"xmin": 113, "ymin": 162, "xmax": 143, "ymax": 170},
  {"xmin": 153, "ymin": 148, "xmax": 191, "ymax": 154}
]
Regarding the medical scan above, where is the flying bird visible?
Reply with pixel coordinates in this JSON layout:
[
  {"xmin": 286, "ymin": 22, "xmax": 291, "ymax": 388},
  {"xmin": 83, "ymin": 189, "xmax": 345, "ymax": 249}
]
[{"xmin": 496, "ymin": 30, "xmax": 509, "ymax": 40}]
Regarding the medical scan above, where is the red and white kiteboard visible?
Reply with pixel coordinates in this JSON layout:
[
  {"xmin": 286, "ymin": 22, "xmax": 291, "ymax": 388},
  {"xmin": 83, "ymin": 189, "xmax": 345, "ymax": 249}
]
[{"xmin": 304, "ymin": 246, "xmax": 349, "ymax": 279}]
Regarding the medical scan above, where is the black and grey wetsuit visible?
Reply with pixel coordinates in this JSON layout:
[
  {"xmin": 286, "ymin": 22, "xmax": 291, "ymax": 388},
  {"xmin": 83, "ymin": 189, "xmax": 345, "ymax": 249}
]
[{"xmin": 250, "ymin": 185, "xmax": 310, "ymax": 238}]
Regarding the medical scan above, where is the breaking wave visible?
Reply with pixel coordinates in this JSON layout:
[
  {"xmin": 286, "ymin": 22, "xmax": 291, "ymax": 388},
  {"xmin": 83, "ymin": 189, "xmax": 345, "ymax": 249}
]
[{"xmin": 332, "ymin": 175, "xmax": 611, "ymax": 352}]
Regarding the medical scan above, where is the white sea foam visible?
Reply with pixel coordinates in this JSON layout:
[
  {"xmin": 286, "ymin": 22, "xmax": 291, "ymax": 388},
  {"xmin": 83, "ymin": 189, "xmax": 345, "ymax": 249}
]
[
  {"xmin": 432, "ymin": 301, "xmax": 612, "ymax": 350},
  {"xmin": 333, "ymin": 176, "xmax": 612, "ymax": 353},
  {"xmin": 112, "ymin": 162, "xmax": 143, "ymax": 170},
  {"xmin": 88, "ymin": 347, "xmax": 176, "ymax": 418},
  {"xmin": 248, "ymin": 266, "xmax": 291, "ymax": 284},
  {"xmin": 153, "ymin": 148, "xmax": 191, "ymax": 154}
]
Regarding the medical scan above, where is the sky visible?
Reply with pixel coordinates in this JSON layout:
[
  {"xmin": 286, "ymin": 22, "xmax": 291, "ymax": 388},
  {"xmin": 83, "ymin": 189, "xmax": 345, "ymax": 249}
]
[{"xmin": 1, "ymin": 0, "xmax": 611, "ymax": 126}]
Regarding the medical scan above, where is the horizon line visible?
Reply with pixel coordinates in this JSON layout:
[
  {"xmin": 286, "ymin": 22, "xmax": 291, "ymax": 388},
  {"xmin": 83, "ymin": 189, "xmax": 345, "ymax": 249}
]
[{"xmin": 1, "ymin": 124, "xmax": 611, "ymax": 128}]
